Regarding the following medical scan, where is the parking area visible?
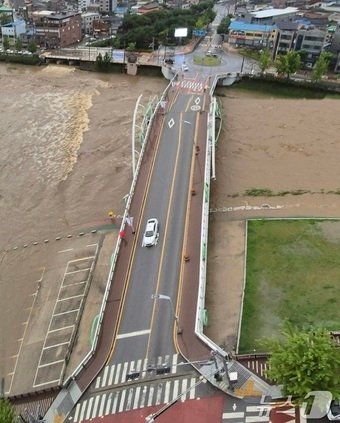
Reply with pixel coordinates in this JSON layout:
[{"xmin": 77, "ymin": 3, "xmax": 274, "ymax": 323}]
[{"xmin": 1, "ymin": 231, "xmax": 110, "ymax": 396}]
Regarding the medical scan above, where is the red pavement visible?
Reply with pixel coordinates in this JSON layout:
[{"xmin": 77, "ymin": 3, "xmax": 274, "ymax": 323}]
[
  {"xmin": 270, "ymin": 406, "xmax": 300, "ymax": 423},
  {"xmin": 88, "ymin": 395, "xmax": 224, "ymax": 423}
]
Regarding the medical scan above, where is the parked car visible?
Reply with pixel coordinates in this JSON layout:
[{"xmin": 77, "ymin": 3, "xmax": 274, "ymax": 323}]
[
  {"xmin": 328, "ymin": 400, "xmax": 340, "ymax": 421},
  {"xmin": 142, "ymin": 218, "xmax": 159, "ymax": 247}
]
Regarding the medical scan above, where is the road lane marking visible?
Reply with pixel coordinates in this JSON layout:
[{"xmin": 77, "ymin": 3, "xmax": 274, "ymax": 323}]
[
  {"xmin": 116, "ymin": 329, "xmax": 151, "ymax": 339},
  {"xmin": 222, "ymin": 411, "xmax": 245, "ymax": 419},
  {"xmin": 145, "ymin": 112, "xmax": 184, "ymax": 357}
]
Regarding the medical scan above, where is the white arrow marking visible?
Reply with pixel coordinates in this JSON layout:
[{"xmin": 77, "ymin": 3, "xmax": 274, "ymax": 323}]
[{"xmin": 232, "ymin": 403, "xmax": 237, "ymax": 411}]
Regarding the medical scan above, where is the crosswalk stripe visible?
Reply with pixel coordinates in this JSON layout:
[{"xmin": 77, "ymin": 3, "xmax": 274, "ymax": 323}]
[
  {"xmin": 140, "ymin": 385, "xmax": 147, "ymax": 408},
  {"xmin": 95, "ymin": 354, "xmax": 180, "ymax": 390},
  {"xmin": 112, "ymin": 391, "xmax": 119, "ymax": 414},
  {"xmin": 108, "ymin": 364, "xmax": 115, "ymax": 386},
  {"xmin": 105, "ymin": 393, "xmax": 112, "ymax": 415},
  {"xmin": 118, "ymin": 390, "xmax": 126, "ymax": 412},
  {"xmin": 181, "ymin": 379, "xmax": 188, "ymax": 401},
  {"xmin": 95, "ymin": 375, "xmax": 101, "ymax": 389},
  {"xmin": 102, "ymin": 366, "xmax": 109, "ymax": 387},
  {"xmin": 98, "ymin": 393, "xmax": 106, "ymax": 417},
  {"xmin": 172, "ymin": 380, "xmax": 179, "ymax": 400},
  {"xmin": 133, "ymin": 386, "xmax": 141, "ymax": 409},
  {"xmin": 74, "ymin": 376, "xmax": 199, "ymax": 421},
  {"xmin": 73, "ymin": 403, "xmax": 81, "ymax": 422},
  {"xmin": 121, "ymin": 362, "xmax": 129, "ymax": 383},
  {"xmin": 142, "ymin": 357, "xmax": 148, "ymax": 372},
  {"xmin": 85, "ymin": 397, "xmax": 93, "ymax": 420},
  {"xmin": 129, "ymin": 360, "xmax": 135, "ymax": 373},
  {"xmin": 78, "ymin": 400, "xmax": 87, "ymax": 422},
  {"xmin": 155, "ymin": 383, "xmax": 163, "ymax": 405},
  {"xmin": 91, "ymin": 395, "xmax": 100, "ymax": 418},
  {"xmin": 114, "ymin": 363, "xmax": 121, "ymax": 384},
  {"xmin": 171, "ymin": 354, "xmax": 178, "ymax": 373},
  {"xmin": 189, "ymin": 377, "xmax": 196, "ymax": 399},
  {"xmin": 164, "ymin": 381, "xmax": 171, "ymax": 403},
  {"xmin": 147, "ymin": 385, "xmax": 155, "ymax": 406},
  {"xmin": 126, "ymin": 388, "xmax": 134, "ymax": 411}
]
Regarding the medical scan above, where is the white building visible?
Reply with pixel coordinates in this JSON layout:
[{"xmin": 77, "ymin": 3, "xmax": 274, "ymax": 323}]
[
  {"xmin": 1, "ymin": 20, "xmax": 26, "ymax": 41},
  {"xmin": 82, "ymin": 12, "xmax": 100, "ymax": 33}
]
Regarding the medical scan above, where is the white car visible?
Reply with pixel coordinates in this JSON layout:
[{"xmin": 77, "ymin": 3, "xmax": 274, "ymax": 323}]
[
  {"xmin": 328, "ymin": 400, "xmax": 340, "ymax": 421},
  {"xmin": 181, "ymin": 64, "xmax": 189, "ymax": 72},
  {"xmin": 142, "ymin": 218, "xmax": 159, "ymax": 247}
]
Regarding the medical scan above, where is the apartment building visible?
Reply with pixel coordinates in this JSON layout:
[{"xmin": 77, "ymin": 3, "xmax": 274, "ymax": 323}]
[
  {"xmin": 82, "ymin": 11, "xmax": 100, "ymax": 33},
  {"xmin": 228, "ymin": 21, "xmax": 277, "ymax": 48},
  {"xmin": 295, "ymin": 28, "xmax": 327, "ymax": 63},
  {"xmin": 32, "ymin": 11, "xmax": 82, "ymax": 48}
]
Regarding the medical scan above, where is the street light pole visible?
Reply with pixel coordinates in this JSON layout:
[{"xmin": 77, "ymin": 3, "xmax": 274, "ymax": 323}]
[{"xmin": 151, "ymin": 294, "xmax": 182, "ymax": 334}]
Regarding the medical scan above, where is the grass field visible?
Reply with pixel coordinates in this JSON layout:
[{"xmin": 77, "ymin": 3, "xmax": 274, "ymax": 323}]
[{"xmin": 238, "ymin": 219, "xmax": 340, "ymax": 353}]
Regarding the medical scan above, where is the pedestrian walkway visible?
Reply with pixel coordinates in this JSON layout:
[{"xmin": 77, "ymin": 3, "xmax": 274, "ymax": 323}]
[
  {"xmin": 222, "ymin": 404, "xmax": 271, "ymax": 422},
  {"xmin": 93, "ymin": 353, "xmax": 180, "ymax": 389},
  {"xmin": 73, "ymin": 375, "xmax": 199, "ymax": 422}
]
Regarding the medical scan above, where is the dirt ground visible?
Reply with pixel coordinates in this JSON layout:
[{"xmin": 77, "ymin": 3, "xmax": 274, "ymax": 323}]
[{"xmin": 206, "ymin": 90, "xmax": 340, "ymax": 353}]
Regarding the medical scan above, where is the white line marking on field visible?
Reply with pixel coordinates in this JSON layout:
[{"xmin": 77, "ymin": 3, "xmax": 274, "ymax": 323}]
[{"xmin": 58, "ymin": 249, "xmax": 73, "ymax": 253}]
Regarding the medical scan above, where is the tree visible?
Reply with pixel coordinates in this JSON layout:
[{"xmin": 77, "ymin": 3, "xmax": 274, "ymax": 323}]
[
  {"xmin": 258, "ymin": 49, "xmax": 272, "ymax": 74},
  {"xmin": 15, "ymin": 37, "xmax": 22, "ymax": 51},
  {"xmin": 3, "ymin": 35, "xmax": 10, "ymax": 51},
  {"xmin": 126, "ymin": 42, "xmax": 136, "ymax": 52},
  {"xmin": 312, "ymin": 52, "xmax": 333, "ymax": 83},
  {"xmin": 0, "ymin": 12, "xmax": 11, "ymax": 26},
  {"xmin": 217, "ymin": 15, "xmax": 231, "ymax": 35},
  {"xmin": 264, "ymin": 324, "xmax": 340, "ymax": 404},
  {"xmin": 0, "ymin": 398, "xmax": 15, "ymax": 423},
  {"xmin": 27, "ymin": 40, "xmax": 37, "ymax": 53},
  {"xmin": 275, "ymin": 51, "xmax": 301, "ymax": 79}
]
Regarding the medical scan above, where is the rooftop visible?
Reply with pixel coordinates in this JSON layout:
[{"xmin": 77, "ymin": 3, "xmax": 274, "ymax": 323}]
[
  {"xmin": 229, "ymin": 21, "xmax": 277, "ymax": 31},
  {"xmin": 251, "ymin": 7, "xmax": 298, "ymax": 18}
]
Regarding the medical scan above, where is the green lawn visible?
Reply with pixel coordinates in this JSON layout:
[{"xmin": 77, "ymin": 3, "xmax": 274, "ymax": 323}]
[
  {"xmin": 239, "ymin": 219, "xmax": 340, "ymax": 353},
  {"xmin": 193, "ymin": 55, "xmax": 221, "ymax": 66}
]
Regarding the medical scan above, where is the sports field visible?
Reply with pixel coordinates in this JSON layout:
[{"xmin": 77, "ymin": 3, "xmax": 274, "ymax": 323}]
[{"xmin": 238, "ymin": 219, "xmax": 340, "ymax": 353}]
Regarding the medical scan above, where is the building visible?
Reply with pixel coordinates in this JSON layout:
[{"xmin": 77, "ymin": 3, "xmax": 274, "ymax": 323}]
[
  {"xmin": 228, "ymin": 21, "xmax": 277, "ymax": 48},
  {"xmin": 2, "ymin": 20, "xmax": 26, "ymax": 43},
  {"xmin": 236, "ymin": 7, "xmax": 299, "ymax": 25},
  {"xmin": 82, "ymin": 11, "xmax": 100, "ymax": 34},
  {"xmin": 32, "ymin": 11, "xmax": 82, "ymax": 48},
  {"xmin": 274, "ymin": 21, "xmax": 299, "ymax": 56},
  {"xmin": 294, "ymin": 28, "xmax": 327, "ymax": 63},
  {"xmin": 137, "ymin": 1, "xmax": 161, "ymax": 14},
  {"xmin": 97, "ymin": 0, "xmax": 117, "ymax": 13},
  {"xmin": 273, "ymin": 22, "xmax": 327, "ymax": 63}
]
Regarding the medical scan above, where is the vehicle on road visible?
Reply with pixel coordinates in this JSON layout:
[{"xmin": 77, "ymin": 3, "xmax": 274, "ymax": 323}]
[
  {"xmin": 142, "ymin": 218, "xmax": 159, "ymax": 247},
  {"xmin": 181, "ymin": 64, "xmax": 189, "ymax": 72},
  {"xmin": 328, "ymin": 400, "xmax": 340, "ymax": 421}
]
